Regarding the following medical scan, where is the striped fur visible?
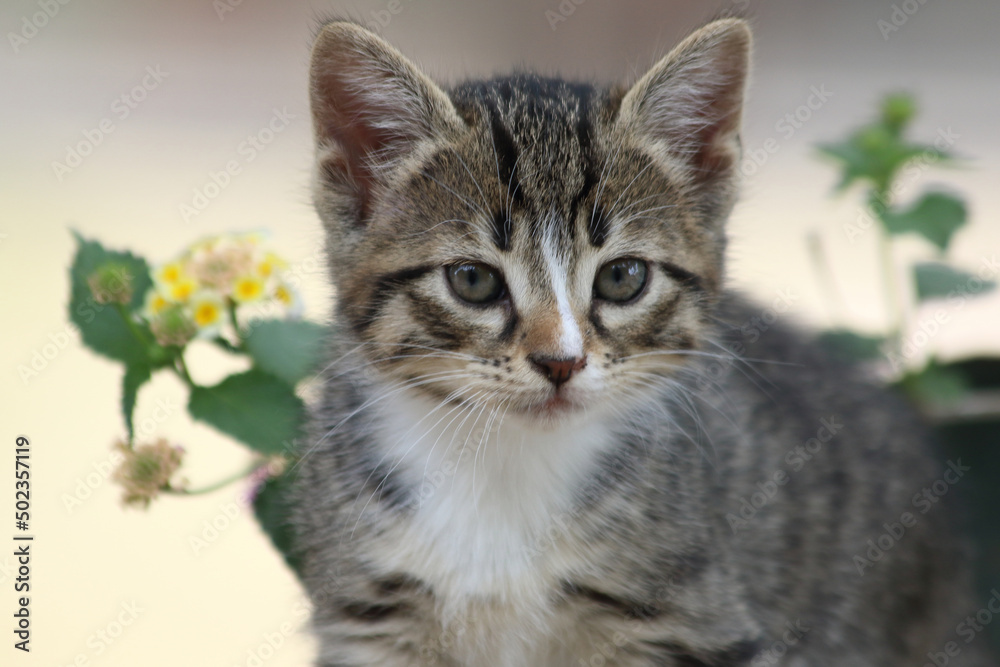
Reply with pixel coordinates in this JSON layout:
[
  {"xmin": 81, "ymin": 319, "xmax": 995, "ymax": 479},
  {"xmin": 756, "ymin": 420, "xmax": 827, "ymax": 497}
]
[{"xmin": 292, "ymin": 19, "xmax": 990, "ymax": 667}]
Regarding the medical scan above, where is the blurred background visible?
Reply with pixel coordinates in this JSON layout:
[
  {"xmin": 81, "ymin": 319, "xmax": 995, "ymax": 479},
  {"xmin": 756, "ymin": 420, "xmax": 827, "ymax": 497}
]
[{"xmin": 2, "ymin": 0, "xmax": 998, "ymax": 664}]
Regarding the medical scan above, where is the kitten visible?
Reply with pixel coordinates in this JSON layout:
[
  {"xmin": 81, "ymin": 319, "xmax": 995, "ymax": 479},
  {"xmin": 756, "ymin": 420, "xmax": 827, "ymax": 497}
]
[{"xmin": 291, "ymin": 18, "xmax": 990, "ymax": 666}]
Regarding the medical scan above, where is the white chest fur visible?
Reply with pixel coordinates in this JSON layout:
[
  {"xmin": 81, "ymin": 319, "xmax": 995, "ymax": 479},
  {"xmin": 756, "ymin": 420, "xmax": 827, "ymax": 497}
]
[{"xmin": 369, "ymin": 391, "xmax": 615, "ymax": 606}]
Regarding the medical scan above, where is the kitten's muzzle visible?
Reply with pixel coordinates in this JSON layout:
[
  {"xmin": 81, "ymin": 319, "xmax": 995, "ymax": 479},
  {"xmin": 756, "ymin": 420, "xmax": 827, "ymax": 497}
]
[{"xmin": 529, "ymin": 355, "xmax": 587, "ymax": 388}]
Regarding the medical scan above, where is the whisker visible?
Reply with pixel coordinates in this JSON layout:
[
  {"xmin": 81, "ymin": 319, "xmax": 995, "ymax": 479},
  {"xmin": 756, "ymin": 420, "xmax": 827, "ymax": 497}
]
[
  {"xmin": 292, "ymin": 370, "xmax": 481, "ymax": 471},
  {"xmin": 351, "ymin": 388, "xmax": 484, "ymax": 533}
]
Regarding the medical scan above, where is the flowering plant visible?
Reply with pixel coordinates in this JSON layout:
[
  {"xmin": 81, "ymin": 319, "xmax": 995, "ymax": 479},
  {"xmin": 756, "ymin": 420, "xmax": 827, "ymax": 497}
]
[{"xmin": 70, "ymin": 230, "xmax": 324, "ymax": 570}]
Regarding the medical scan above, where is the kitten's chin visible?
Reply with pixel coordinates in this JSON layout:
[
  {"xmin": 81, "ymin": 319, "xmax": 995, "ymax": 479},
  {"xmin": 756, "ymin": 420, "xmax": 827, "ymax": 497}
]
[{"xmin": 518, "ymin": 390, "xmax": 589, "ymax": 425}]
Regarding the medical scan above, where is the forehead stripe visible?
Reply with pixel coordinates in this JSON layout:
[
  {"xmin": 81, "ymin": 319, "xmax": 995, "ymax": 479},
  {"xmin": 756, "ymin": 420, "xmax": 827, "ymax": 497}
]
[{"xmin": 484, "ymin": 102, "xmax": 522, "ymax": 252}]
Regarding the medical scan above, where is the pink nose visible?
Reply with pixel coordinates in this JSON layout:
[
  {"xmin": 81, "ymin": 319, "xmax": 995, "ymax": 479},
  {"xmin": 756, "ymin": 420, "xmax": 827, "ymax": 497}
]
[{"xmin": 530, "ymin": 356, "xmax": 586, "ymax": 387}]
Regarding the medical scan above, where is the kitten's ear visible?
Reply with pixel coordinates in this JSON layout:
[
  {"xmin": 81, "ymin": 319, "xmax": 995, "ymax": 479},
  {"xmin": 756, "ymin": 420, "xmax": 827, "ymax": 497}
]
[
  {"xmin": 310, "ymin": 22, "xmax": 463, "ymax": 220},
  {"xmin": 618, "ymin": 18, "xmax": 751, "ymax": 183}
]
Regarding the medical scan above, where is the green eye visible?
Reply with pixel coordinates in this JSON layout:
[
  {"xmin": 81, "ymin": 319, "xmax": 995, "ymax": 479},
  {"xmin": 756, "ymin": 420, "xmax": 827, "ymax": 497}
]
[
  {"xmin": 594, "ymin": 258, "xmax": 648, "ymax": 303},
  {"xmin": 446, "ymin": 263, "xmax": 506, "ymax": 304}
]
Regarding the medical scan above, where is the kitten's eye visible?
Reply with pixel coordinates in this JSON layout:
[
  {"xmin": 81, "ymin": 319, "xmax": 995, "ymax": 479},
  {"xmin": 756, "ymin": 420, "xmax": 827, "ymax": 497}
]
[
  {"xmin": 594, "ymin": 258, "xmax": 648, "ymax": 303},
  {"xmin": 446, "ymin": 263, "xmax": 506, "ymax": 305}
]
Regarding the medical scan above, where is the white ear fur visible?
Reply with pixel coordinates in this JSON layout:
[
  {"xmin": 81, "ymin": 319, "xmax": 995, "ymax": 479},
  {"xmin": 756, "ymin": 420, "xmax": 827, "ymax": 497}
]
[
  {"xmin": 309, "ymin": 22, "xmax": 463, "ymax": 209},
  {"xmin": 618, "ymin": 18, "xmax": 751, "ymax": 180}
]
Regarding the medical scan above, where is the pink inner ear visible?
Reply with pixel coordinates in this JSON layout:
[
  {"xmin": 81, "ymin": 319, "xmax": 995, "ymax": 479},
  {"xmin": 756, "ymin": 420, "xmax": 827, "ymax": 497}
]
[
  {"xmin": 688, "ymin": 90, "xmax": 742, "ymax": 181},
  {"xmin": 310, "ymin": 33, "xmax": 428, "ymax": 223},
  {"xmin": 314, "ymin": 77, "xmax": 385, "ymax": 220}
]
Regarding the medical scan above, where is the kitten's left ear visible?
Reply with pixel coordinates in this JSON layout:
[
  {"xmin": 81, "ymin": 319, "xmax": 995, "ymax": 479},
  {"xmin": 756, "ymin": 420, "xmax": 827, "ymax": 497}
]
[
  {"xmin": 618, "ymin": 18, "xmax": 751, "ymax": 183},
  {"xmin": 309, "ymin": 21, "xmax": 464, "ymax": 222}
]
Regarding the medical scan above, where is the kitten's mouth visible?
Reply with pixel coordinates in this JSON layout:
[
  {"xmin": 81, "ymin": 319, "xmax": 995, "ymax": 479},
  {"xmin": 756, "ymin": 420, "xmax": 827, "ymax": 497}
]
[{"xmin": 525, "ymin": 391, "xmax": 579, "ymax": 418}]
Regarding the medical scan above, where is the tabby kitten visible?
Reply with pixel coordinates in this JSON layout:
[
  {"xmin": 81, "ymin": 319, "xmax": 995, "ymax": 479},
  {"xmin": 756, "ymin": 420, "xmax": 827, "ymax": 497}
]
[{"xmin": 292, "ymin": 18, "xmax": 989, "ymax": 666}]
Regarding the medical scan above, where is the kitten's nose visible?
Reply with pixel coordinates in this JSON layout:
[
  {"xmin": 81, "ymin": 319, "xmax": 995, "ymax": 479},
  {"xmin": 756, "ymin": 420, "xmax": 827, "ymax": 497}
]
[{"xmin": 529, "ymin": 355, "xmax": 586, "ymax": 387}]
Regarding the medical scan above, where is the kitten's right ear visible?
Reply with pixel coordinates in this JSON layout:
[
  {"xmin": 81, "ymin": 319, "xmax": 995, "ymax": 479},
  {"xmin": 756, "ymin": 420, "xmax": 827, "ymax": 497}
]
[
  {"xmin": 310, "ymin": 22, "xmax": 463, "ymax": 221},
  {"xmin": 617, "ymin": 18, "xmax": 751, "ymax": 186}
]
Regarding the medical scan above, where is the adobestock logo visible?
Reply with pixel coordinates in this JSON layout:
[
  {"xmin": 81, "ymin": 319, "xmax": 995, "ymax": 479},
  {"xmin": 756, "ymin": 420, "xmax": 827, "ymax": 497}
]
[
  {"xmin": 51, "ymin": 65, "xmax": 170, "ymax": 182},
  {"xmin": 8, "ymin": 0, "xmax": 72, "ymax": 54}
]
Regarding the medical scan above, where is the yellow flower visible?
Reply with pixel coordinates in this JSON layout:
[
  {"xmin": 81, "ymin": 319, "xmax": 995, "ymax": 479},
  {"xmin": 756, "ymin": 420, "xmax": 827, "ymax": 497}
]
[
  {"xmin": 156, "ymin": 261, "xmax": 187, "ymax": 286},
  {"xmin": 255, "ymin": 251, "xmax": 288, "ymax": 278},
  {"xmin": 272, "ymin": 281, "xmax": 303, "ymax": 317},
  {"xmin": 232, "ymin": 275, "xmax": 265, "ymax": 303},
  {"xmin": 166, "ymin": 277, "xmax": 198, "ymax": 302},
  {"xmin": 274, "ymin": 283, "xmax": 293, "ymax": 306},
  {"xmin": 142, "ymin": 288, "xmax": 171, "ymax": 319},
  {"xmin": 190, "ymin": 291, "xmax": 225, "ymax": 332}
]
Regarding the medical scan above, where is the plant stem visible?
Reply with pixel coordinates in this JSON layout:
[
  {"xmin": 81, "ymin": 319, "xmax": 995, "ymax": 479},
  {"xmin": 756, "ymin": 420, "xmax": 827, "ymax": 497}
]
[
  {"xmin": 174, "ymin": 353, "xmax": 195, "ymax": 387},
  {"xmin": 876, "ymin": 218, "xmax": 904, "ymax": 361},
  {"xmin": 806, "ymin": 229, "xmax": 847, "ymax": 328},
  {"xmin": 228, "ymin": 301, "xmax": 245, "ymax": 348},
  {"xmin": 115, "ymin": 303, "xmax": 149, "ymax": 346},
  {"xmin": 166, "ymin": 459, "xmax": 263, "ymax": 496}
]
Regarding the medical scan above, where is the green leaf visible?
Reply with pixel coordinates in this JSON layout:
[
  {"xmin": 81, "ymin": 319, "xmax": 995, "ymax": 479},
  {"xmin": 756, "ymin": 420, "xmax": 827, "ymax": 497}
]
[
  {"xmin": 253, "ymin": 469, "xmax": 303, "ymax": 579},
  {"xmin": 914, "ymin": 262, "xmax": 996, "ymax": 302},
  {"xmin": 817, "ymin": 130, "xmax": 941, "ymax": 194},
  {"xmin": 881, "ymin": 191, "xmax": 967, "ymax": 251},
  {"xmin": 816, "ymin": 329, "xmax": 884, "ymax": 361},
  {"xmin": 896, "ymin": 361, "xmax": 969, "ymax": 407},
  {"xmin": 880, "ymin": 93, "xmax": 916, "ymax": 136},
  {"xmin": 69, "ymin": 231, "xmax": 156, "ymax": 365},
  {"xmin": 122, "ymin": 363, "xmax": 152, "ymax": 441},
  {"xmin": 188, "ymin": 369, "xmax": 305, "ymax": 454},
  {"xmin": 244, "ymin": 320, "xmax": 328, "ymax": 387}
]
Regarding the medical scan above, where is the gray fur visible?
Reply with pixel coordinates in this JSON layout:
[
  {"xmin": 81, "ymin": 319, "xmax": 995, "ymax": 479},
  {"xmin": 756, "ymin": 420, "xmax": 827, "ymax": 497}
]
[{"xmin": 291, "ymin": 19, "xmax": 991, "ymax": 666}]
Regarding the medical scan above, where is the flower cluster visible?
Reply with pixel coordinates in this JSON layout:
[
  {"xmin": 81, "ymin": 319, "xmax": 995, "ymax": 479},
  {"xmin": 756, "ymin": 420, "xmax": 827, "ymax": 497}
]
[
  {"xmin": 140, "ymin": 232, "xmax": 300, "ymax": 347},
  {"xmin": 113, "ymin": 439, "xmax": 185, "ymax": 508}
]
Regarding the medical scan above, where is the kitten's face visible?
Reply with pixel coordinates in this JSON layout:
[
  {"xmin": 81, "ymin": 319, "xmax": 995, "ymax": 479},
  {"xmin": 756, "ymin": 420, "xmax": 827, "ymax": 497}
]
[{"xmin": 310, "ymin": 21, "xmax": 750, "ymax": 424}]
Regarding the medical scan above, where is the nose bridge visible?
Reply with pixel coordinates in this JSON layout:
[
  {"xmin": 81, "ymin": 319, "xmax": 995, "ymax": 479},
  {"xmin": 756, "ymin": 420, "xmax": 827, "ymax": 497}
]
[
  {"xmin": 520, "ymin": 291, "xmax": 565, "ymax": 358},
  {"xmin": 520, "ymin": 230, "xmax": 584, "ymax": 359}
]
